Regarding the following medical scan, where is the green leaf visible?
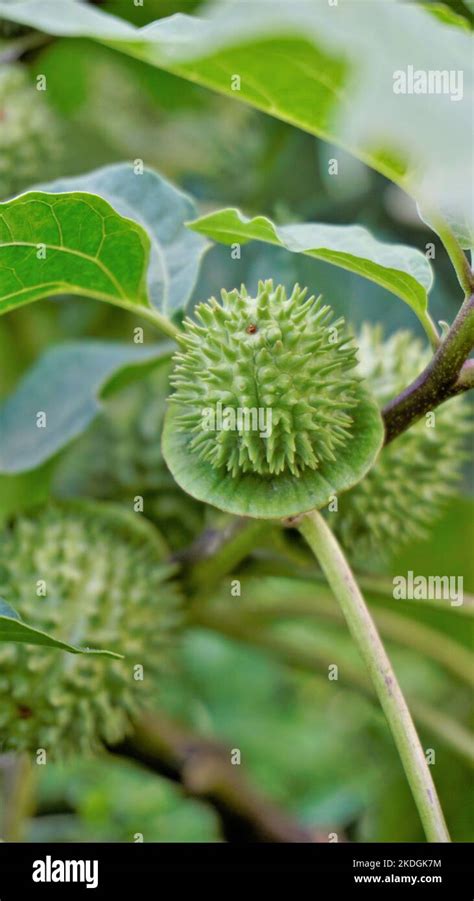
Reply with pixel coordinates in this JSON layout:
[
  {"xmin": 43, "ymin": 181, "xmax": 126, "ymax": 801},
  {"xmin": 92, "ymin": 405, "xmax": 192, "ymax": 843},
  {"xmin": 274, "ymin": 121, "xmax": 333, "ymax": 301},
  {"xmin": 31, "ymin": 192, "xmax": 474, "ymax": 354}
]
[
  {"xmin": 418, "ymin": 202, "xmax": 474, "ymax": 251},
  {"xmin": 189, "ymin": 208, "xmax": 434, "ymax": 332},
  {"xmin": 162, "ymin": 385, "xmax": 384, "ymax": 519},
  {"xmin": 0, "ymin": 190, "xmax": 151, "ymax": 316},
  {"xmin": 0, "ymin": 340, "xmax": 173, "ymax": 474},
  {"xmin": 0, "ymin": 598, "xmax": 122, "ymax": 658},
  {"xmin": 423, "ymin": 3, "xmax": 472, "ymax": 32},
  {"xmin": 0, "ymin": 0, "xmax": 470, "ymax": 236},
  {"xmin": 37, "ymin": 164, "xmax": 209, "ymax": 317}
]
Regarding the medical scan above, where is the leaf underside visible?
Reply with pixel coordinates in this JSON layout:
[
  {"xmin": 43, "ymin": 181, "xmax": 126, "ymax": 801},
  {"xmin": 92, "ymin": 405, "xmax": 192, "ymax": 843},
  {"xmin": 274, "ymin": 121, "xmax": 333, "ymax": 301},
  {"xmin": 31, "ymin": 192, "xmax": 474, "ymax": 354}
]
[
  {"xmin": 0, "ymin": 341, "xmax": 173, "ymax": 474},
  {"xmin": 0, "ymin": 0, "xmax": 471, "ymax": 242},
  {"xmin": 36, "ymin": 164, "xmax": 209, "ymax": 316}
]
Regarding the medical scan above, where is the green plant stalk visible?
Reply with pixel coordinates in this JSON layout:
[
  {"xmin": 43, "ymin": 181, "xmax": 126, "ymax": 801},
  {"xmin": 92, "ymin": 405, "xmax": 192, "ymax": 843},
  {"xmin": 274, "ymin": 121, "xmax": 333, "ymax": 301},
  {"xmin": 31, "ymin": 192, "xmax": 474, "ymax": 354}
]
[
  {"xmin": 137, "ymin": 305, "xmax": 182, "ymax": 341},
  {"xmin": 419, "ymin": 310, "xmax": 441, "ymax": 350},
  {"xmin": 431, "ymin": 216, "xmax": 474, "ymax": 297},
  {"xmin": 187, "ymin": 518, "xmax": 267, "ymax": 593},
  {"xmin": 298, "ymin": 509, "xmax": 450, "ymax": 842}
]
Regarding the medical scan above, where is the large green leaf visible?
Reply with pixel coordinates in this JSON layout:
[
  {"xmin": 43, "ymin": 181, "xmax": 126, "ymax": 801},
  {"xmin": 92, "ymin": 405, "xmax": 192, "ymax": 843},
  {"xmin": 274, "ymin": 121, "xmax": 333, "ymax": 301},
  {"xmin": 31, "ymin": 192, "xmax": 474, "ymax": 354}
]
[
  {"xmin": 0, "ymin": 167, "xmax": 208, "ymax": 328},
  {"xmin": 0, "ymin": 598, "xmax": 122, "ymax": 658},
  {"xmin": 0, "ymin": 0, "xmax": 471, "ymax": 237},
  {"xmin": 0, "ymin": 340, "xmax": 172, "ymax": 473},
  {"xmin": 37, "ymin": 164, "xmax": 209, "ymax": 317},
  {"xmin": 189, "ymin": 208, "xmax": 434, "ymax": 331},
  {"xmin": 0, "ymin": 190, "xmax": 151, "ymax": 317}
]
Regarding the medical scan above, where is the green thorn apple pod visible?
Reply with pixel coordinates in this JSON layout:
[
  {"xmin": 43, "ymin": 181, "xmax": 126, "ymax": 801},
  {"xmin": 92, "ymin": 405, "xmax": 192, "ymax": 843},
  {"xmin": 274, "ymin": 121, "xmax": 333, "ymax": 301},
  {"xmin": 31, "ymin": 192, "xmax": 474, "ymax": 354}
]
[
  {"xmin": 333, "ymin": 324, "xmax": 471, "ymax": 558},
  {"xmin": 162, "ymin": 280, "xmax": 384, "ymax": 519},
  {"xmin": 0, "ymin": 502, "xmax": 182, "ymax": 756}
]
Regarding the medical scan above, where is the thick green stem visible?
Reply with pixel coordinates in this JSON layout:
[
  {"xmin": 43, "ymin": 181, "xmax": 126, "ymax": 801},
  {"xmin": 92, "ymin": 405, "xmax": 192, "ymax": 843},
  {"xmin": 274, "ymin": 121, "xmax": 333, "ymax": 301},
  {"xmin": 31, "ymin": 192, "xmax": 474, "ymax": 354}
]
[{"xmin": 298, "ymin": 509, "xmax": 450, "ymax": 843}]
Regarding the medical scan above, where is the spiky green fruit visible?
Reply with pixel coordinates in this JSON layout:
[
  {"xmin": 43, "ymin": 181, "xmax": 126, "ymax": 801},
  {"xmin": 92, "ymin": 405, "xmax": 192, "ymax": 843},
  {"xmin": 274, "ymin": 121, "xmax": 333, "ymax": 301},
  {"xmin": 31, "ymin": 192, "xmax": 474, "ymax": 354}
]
[
  {"xmin": 0, "ymin": 65, "xmax": 61, "ymax": 199},
  {"xmin": 0, "ymin": 503, "xmax": 181, "ymax": 755},
  {"xmin": 333, "ymin": 325, "xmax": 470, "ymax": 559},
  {"xmin": 172, "ymin": 281, "xmax": 358, "ymax": 477},
  {"xmin": 162, "ymin": 281, "xmax": 384, "ymax": 518}
]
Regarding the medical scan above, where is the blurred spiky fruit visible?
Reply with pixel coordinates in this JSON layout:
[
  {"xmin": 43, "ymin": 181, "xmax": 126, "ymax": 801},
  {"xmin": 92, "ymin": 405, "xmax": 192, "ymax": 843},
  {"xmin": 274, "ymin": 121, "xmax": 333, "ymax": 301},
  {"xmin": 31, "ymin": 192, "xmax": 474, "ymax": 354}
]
[
  {"xmin": 0, "ymin": 503, "xmax": 182, "ymax": 755},
  {"xmin": 0, "ymin": 64, "xmax": 61, "ymax": 199},
  {"xmin": 171, "ymin": 280, "xmax": 358, "ymax": 478},
  {"xmin": 334, "ymin": 325, "xmax": 470, "ymax": 559},
  {"xmin": 53, "ymin": 366, "xmax": 205, "ymax": 549}
]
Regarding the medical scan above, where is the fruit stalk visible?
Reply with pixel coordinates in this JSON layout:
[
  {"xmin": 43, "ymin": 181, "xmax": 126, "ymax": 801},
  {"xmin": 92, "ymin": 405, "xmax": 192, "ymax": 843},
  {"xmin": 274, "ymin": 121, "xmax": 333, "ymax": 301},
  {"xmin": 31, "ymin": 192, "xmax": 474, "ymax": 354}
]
[{"xmin": 298, "ymin": 508, "xmax": 450, "ymax": 843}]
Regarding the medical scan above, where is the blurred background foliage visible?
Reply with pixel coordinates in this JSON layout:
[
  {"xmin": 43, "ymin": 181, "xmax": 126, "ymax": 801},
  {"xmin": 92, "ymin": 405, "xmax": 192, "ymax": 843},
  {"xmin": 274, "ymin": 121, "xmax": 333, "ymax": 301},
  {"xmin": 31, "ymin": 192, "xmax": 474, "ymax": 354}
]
[
  {"xmin": 0, "ymin": 0, "xmax": 472, "ymax": 843},
  {"xmin": 0, "ymin": 2, "xmax": 468, "ymax": 393}
]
